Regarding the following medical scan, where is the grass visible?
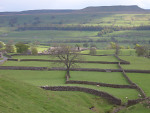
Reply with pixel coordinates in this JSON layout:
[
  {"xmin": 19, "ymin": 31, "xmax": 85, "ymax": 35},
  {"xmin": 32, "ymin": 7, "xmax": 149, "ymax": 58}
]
[
  {"xmin": 119, "ymin": 102, "xmax": 150, "ymax": 113},
  {"xmin": 81, "ymin": 49, "xmax": 115, "ymax": 55},
  {"xmin": 1, "ymin": 13, "xmax": 150, "ymax": 27},
  {"xmin": 119, "ymin": 49, "xmax": 136, "ymax": 56},
  {"xmin": 84, "ymin": 55, "xmax": 119, "ymax": 62},
  {"xmin": 70, "ymin": 71, "xmax": 129, "ymax": 85},
  {"xmin": 12, "ymin": 55, "xmax": 50, "ymax": 59},
  {"xmin": 36, "ymin": 45, "xmax": 49, "ymax": 52},
  {"xmin": 127, "ymin": 73, "xmax": 150, "ymax": 96},
  {"xmin": 104, "ymin": 30, "xmax": 150, "ymax": 42},
  {"xmin": 120, "ymin": 56, "xmax": 150, "ymax": 70},
  {"xmin": 2, "ymin": 61, "xmax": 119, "ymax": 69},
  {"xmin": 0, "ymin": 75, "xmax": 114, "ymax": 113},
  {"xmin": 0, "ymin": 70, "xmax": 66, "ymax": 86},
  {"xmin": 12, "ymin": 55, "xmax": 119, "ymax": 62},
  {"xmin": 0, "ymin": 70, "xmax": 139, "ymax": 103},
  {"xmin": 0, "ymin": 30, "xmax": 98, "ymax": 43},
  {"xmin": 81, "ymin": 49, "xmax": 136, "ymax": 56}
]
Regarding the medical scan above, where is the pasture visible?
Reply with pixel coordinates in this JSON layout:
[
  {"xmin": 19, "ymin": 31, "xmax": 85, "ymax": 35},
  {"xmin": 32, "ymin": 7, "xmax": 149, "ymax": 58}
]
[
  {"xmin": 120, "ymin": 56, "xmax": 150, "ymax": 70},
  {"xmin": 0, "ymin": 70, "xmax": 139, "ymax": 103},
  {"xmin": 1, "ymin": 53, "xmax": 149, "ymax": 104},
  {"xmin": 0, "ymin": 75, "xmax": 114, "ymax": 113}
]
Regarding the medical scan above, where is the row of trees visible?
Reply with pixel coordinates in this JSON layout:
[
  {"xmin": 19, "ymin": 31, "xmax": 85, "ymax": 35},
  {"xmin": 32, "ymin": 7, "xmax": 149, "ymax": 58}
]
[
  {"xmin": 17, "ymin": 25, "xmax": 133, "ymax": 31},
  {"xmin": 0, "ymin": 41, "xmax": 38, "ymax": 55}
]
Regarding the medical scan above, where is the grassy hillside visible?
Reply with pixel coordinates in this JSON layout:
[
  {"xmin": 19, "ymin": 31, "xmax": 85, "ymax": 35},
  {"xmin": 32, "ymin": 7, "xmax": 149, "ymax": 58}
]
[
  {"xmin": 119, "ymin": 102, "xmax": 150, "ymax": 113},
  {"xmin": 0, "ymin": 75, "xmax": 114, "ymax": 113},
  {"xmin": 0, "ymin": 13, "xmax": 150, "ymax": 27}
]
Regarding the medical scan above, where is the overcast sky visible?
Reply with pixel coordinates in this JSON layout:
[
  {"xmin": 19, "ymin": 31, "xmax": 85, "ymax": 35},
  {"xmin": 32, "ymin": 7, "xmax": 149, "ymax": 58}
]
[{"xmin": 0, "ymin": 0, "xmax": 150, "ymax": 12}]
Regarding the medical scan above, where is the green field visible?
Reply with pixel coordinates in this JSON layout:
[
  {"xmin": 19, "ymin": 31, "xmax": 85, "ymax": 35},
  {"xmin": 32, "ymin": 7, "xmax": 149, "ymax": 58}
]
[
  {"xmin": 127, "ymin": 73, "xmax": 150, "ymax": 96},
  {"xmin": 0, "ymin": 30, "xmax": 98, "ymax": 42},
  {"xmin": 0, "ymin": 70, "xmax": 139, "ymax": 103},
  {"xmin": 1, "ymin": 13, "xmax": 150, "ymax": 27},
  {"xmin": 104, "ymin": 30, "xmax": 150, "ymax": 42},
  {"xmin": 1, "ymin": 7, "xmax": 150, "ymax": 112},
  {"xmin": 119, "ymin": 102, "xmax": 150, "ymax": 113},
  {"xmin": 1, "ymin": 51, "xmax": 150, "ymax": 112},
  {"xmin": 70, "ymin": 71, "xmax": 128, "ymax": 85},
  {"xmin": 120, "ymin": 56, "xmax": 150, "ymax": 70},
  {"xmin": 2, "ymin": 61, "xmax": 119, "ymax": 69},
  {"xmin": 81, "ymin": 49, "xmax": 115, "ymax": 55},
  {"xmin": 0, "ymin": 75, "xmax": 114, "ymax": 113},
  {"xmin": 12, "ymin": 55, "xmax": 119, "ymax": 62}
]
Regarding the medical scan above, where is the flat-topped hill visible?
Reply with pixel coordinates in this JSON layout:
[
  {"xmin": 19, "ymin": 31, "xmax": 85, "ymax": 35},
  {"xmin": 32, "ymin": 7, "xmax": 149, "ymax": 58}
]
[
  {"xmin": 81, "ymin": 5, "xmax": 145, "ymax": 12},
  {"xmin": 0, "ymin": 5, "xmax": 148, "ymax": 15}
]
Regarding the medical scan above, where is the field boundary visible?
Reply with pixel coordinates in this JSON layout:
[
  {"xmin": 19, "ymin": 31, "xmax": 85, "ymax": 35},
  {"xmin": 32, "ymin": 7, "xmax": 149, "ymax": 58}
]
[
  {"xmin": 41, "ymin": 86, "xmax": 121, "ymax": 105},
  {"xmin": 8, "ymin": 58, "xmax": 129, "ymax": 64},
  {"xmin": 117, "ymin": 61, "xmax": 146, "ymax": 102},
  {"xmin": 127, "ymin": 97, "xmax": 150, "ymax": 106},
  {"xmin": 66, "ymin": 80, "xmax": 136, "ymax": 89},
  {"xmin": 0, "ymin": 66, "xmax": 150, "ymax": 73}
]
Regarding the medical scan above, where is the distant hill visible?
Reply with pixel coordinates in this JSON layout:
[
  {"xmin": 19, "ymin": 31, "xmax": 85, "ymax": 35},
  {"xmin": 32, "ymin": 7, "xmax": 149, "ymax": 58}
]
[
  {"xmin": 20, "ymin": 9, "xmax": 76, "ymax": 14},
  {"xmin": 0, "ymin": 10, "xmax": 76, "ymax": 15},
  {"xmin": 0, "ymin": 5, "xmax": 149, "ymax": 15},
  {"xmin": 81, "ymin": 5, "xmax": 146, "ymax": 12}
]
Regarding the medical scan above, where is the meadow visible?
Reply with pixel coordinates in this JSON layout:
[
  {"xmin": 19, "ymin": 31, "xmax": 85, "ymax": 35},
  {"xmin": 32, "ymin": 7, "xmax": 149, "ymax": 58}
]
[
  {"xmin": 70, "ymin": 71, "xmax": 129, "ymax": 85},
  {"xmin": 127, "ymin": 73, "xmax": 150, "ymax": 96},
  {"xmin": 11, "ymin": 54, "xmax": 119, "ymax": 62},
  {"xmin": 1, "ymin": 48, "xmax": 150, "ymax": 113},
  {"xmin": 1, "ymin": 53, "xmax": 147, "ymax": 103},
  {"xmin": 120, "ymin": 56, "xmax": 150, "ymax": 70},
  {"xmin": 0, "ymin": 7, "xmax": 150, "ymax": 112},
  {"xmin": 0, "ymin": 75, "xmax": 114, "ymax": 113},
  {"xmin": 0, "ymin": 70, "xmax": 139, "ymax": 103},
  {"xmin": 0, "ymin": 30, "xmax": 98, "ymax": 43},
  {"xmin": 2, "ymin": 61, "xmax": 119, "ymax": 69}
]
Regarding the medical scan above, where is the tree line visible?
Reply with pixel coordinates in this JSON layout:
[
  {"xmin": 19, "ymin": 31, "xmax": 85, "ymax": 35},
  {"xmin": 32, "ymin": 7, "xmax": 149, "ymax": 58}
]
[{"xmin": 17, "ymin": 25, "xmax": 150, "ymax": 32}]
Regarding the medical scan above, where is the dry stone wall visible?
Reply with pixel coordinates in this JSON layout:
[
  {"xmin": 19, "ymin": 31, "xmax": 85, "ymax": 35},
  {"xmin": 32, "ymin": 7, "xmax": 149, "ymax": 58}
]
[{"xmin": 41, "ymin": 86, "xmax": 121, "ymax": 105}]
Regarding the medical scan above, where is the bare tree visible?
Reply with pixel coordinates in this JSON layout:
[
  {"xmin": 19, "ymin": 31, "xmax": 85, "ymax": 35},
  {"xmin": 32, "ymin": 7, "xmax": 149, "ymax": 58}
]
[{"xmin": 50, "ymin": 44, "xmax": 82, "ymax": 78}]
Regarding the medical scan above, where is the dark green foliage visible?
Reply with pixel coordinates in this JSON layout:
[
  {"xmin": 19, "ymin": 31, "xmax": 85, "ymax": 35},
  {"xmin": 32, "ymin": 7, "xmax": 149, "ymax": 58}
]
[
  {"xmin": 89, "ymin": 47, "xmax": 96, "ymax": 55},
  {"xmin": 15, "ymin": 42, "xmax": 29, "ymax": 53},
  {"xmin": 31, "ymin": 47, "xmax": 38, "ymax": 55},
  {"xmin": 135, "ymin": 45, "xmax": 149, "ymax": 56},
  {"xmin": 0, "ymin": 41, "xmax": 5, "ymax": 49},
  {"xmin": 8, "ymin": 17, "xmax": 18, "ymax": 27},
  {"xmin": 83, "ymin": 43, "xmax": 89, "ymax": 47},
  {"xmin": 5, "ymin": 44, "xmax": 15, "ymax": 53},
  {"xmin": 5, "ymin": 40, "xmax": 15, "ymax": 53},
  {"xmin": 97, "ymin": 28, "xmax": 114, "ymax": 37}
]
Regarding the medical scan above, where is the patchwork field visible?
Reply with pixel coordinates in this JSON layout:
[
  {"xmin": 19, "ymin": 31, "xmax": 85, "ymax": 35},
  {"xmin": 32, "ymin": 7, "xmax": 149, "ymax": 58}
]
[
  {"xmin": 2, "ymin": 61, "xmax": 119, "ymax": 69},
  {"xmin": 70, "ymin": 71, "xmax": 128, "ymax": 85},
  {"xmin": 120, "ymin": 56, "xmax": 150, "ymax": 70},
  {"xmin": 0, "ymin": 75, "xmax": 114, "ymax": 113},
  {"xmin": 1, "ymin": 53, "xmax": 149, "ymax": 104},
  {"xmin": 0, "ymin": 70, "xmax": 139, "ymax": 103},
  {"xmin": 0, "ymin": 49, "xmax": 150, "ymax": 113},
  {"xmin": 0, "ymin": 30, "xmax": 98, "ymax": 43},
  {"xmin": 1, "ymin": 6, "xmax": 150, "ymax": 112},
  {"xmin": 12, "ymin": 54, "xmax": 119, "ymax": 62},
  {"xmin": 127, "ymin": 73, "xmax": 150, "ymax": 96}
]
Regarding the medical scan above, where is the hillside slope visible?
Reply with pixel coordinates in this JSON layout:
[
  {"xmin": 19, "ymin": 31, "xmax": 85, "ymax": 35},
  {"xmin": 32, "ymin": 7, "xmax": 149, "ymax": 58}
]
[
  {"xmin": 0, "ymin": 75, "xmax": 113, "ymax": 113},
  {"xmin": 81, "ymin": 5, "xmax": 145, "ymax": 12}
]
